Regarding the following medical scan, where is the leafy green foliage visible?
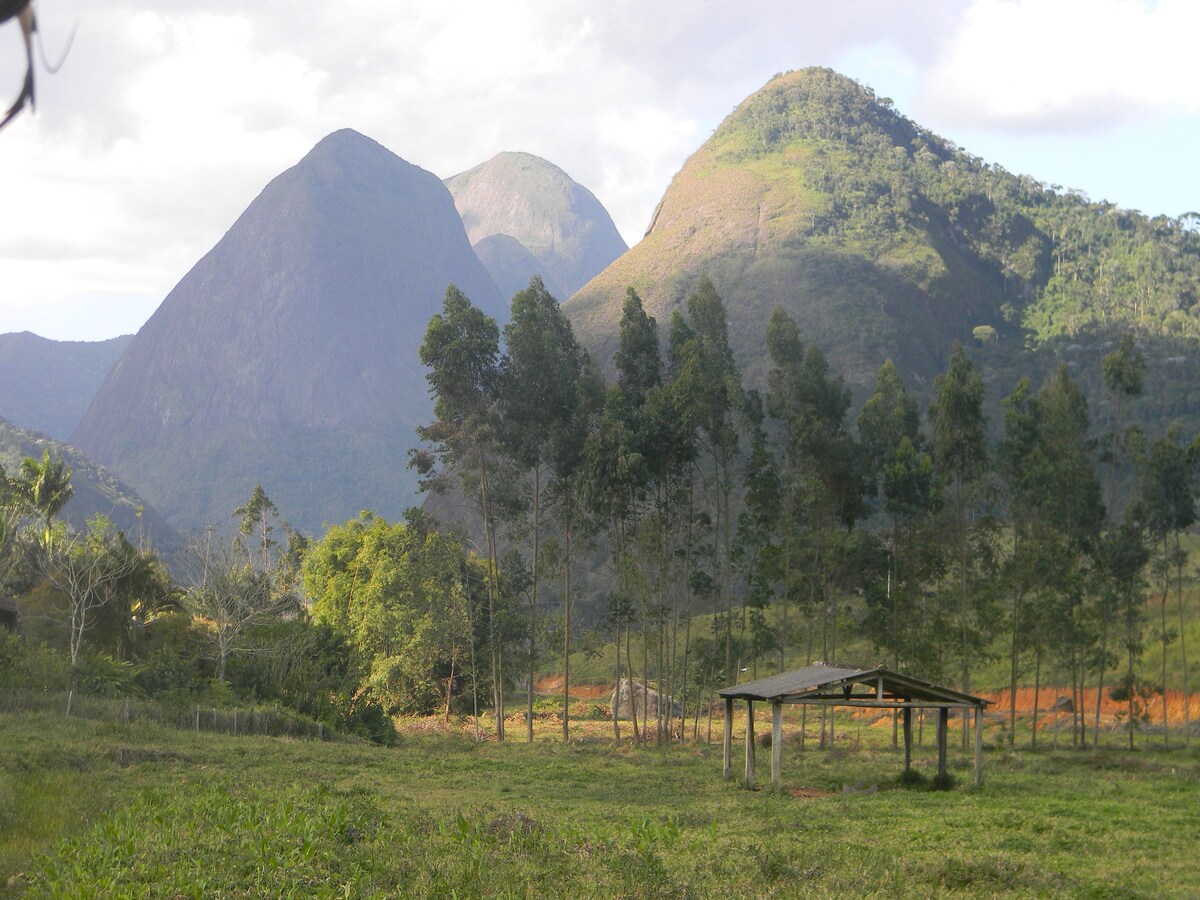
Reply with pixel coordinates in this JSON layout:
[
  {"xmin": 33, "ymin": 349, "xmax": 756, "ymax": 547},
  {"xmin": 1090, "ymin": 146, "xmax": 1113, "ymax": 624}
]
[{"xmin": 304, "ymin": 512, "xmax": 485, "ymax": 717}]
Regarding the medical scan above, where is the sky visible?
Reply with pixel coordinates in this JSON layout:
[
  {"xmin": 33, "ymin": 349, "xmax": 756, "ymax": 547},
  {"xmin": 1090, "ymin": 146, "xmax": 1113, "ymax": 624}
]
[{"xmin": 1, "ymin": 0, "xmax": 1197, "ymax": 342}]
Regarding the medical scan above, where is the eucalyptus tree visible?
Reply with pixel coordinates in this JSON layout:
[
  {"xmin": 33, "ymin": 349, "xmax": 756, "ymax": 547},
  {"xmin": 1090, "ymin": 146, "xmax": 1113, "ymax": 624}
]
[
  {"xmin": 496, "ymin": 277, "xmax": 588, "ymax": 742},
  {"xmin": 928, "ymin": 343, "xmax": 987, "ymax": 727},
  {"xmin": 792, "ymin": 342, "xmax": 866, "ymax": 676},
  {"xmin": 612, "ymin": 288, "xmax": 664, "ymax": 741},
  {"xmin": 858, "ymin": 360, "xmax": 934, "ymax": 676},
  {"xmin": 1100, "ymin": 335, "xmax": 1145, "ymax": 517},
  {"xmin": 412, "ymin": 285, "xmax": 507, "ymax": 739},
  {"xmin": 1036, "ymin": 364, "xmax": 1105, "ymax": 745},
  {"xmin": 734, "ymin": 396, "xmax": 781, "ymax": 680},
  {"xmin": 578, "ymin": 384, "xmax": 647, "ymax": 740},
  {"xmin": 545, "ymin": 353, "xmax": 604, "ymax": 742},
  {"xmin": 1094, "ymin": 518, "xmax": 1150, "ymax": 749},
  {"xmin": 1139, "ymin": 429, "xmax": 1196, "ymax": 746},
  {"xmin": 765, "ymin": 307, "xmax": 806, "ymax": 665},
  {"xmin": 669, "ymin": 278, "xmax": 743, "ymax": 687},
  {"xmin": 998, "ymin": 367, "xmax": 1104, "ymax": 746}
]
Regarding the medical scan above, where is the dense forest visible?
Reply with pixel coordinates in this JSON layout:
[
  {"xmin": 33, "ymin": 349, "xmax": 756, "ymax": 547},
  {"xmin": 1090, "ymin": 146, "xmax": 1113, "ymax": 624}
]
[{"xmin": 4, "ymin": 275, "xmax": 1193, "ymax": 752}]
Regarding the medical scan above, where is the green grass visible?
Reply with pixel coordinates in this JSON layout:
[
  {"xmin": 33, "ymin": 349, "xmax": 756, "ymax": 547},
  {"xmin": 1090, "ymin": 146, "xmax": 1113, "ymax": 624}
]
[{"xmin": 3, "ymin": 711, "xmax": 1198, "ymax": 897}]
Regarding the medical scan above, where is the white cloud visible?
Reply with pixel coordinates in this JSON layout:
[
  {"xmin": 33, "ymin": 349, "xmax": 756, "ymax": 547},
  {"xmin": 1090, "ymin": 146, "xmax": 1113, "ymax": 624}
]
[{"xmin": 916, "ymin": 0, "xmax": 1200, "ymax": 132}]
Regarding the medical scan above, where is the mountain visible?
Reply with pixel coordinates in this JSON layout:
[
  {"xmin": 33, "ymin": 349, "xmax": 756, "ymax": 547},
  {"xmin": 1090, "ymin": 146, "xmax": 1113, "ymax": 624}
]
[
  {"xmin": 72, "ymin": 129, "xmax": 505, "ymax": 533},
  {"xmin": 565, "ymin": 68, "xmax": 1200, "ymax": 409},
  {"xmin": 446, "ymin": 152, "xmax": 627, "ymax": 300},
  {"xmin": 0, "ymin": 332, "xmax": 132, "ymax": 440},
  {"xmin": 0, "ymin": 416, "xmax": 180, "ymax": 551},
  {"xmin": 471, "ymin": 233, "xmax": 568, "ymax": 301}
]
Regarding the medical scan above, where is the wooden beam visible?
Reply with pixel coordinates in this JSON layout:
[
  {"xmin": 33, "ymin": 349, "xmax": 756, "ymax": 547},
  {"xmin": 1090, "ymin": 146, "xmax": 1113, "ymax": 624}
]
[
  {"xmin": 903, "ymin": 705, "xmax": 912, "ymax": 775},
  {"xmin": 723, "ymin": 697, "xmax": 733, "ymax": 781},
  {"xmin": 974, "ymin": 705, "xmax": 983, "ymax": 787},
  {"xmin": 745, "ymin": 700, "xmax": 756, "ymax": 789},
  {"xmin": 767, "ymin": 697, "xmax": 982, "ymax": 709},
  {"xmin": 937, "ymin": 706, "xmax": 949, "ymax": 787},
  {"xmin": 771, "ymin": 700, "xmax": 782, "ymax": 790}
]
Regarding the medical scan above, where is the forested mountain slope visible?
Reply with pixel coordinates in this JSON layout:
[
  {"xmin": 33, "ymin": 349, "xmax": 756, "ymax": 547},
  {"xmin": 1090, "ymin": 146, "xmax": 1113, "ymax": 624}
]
[{"xmin": 566, "ymin": 68, "xmax": 1200, "ymax": 409}]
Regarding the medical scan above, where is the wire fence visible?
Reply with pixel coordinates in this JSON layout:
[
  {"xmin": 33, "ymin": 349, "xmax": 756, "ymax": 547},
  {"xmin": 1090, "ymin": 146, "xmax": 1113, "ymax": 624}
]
[{"xmin": 0, "ymin": 689, "xmax": 331, "ymax": 740}]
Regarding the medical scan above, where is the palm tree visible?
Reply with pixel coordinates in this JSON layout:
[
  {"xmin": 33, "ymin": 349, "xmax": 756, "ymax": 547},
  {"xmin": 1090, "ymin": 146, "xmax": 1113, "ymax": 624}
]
[{"xmin": 19, "ymin": 450, "xmax": 73, "ymax": 548}]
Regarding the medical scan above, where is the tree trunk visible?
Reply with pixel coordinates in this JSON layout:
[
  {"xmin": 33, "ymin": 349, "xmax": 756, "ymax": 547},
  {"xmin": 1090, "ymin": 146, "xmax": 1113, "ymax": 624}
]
[
  {"xmin": 1161, "ymin": 534, "xmax": 1170, "ymax": 748},
  {"xmin": 1031, "ymin": 644, "xmax": 1042, "ymax": 749},
  {"xmin": 562, "ymin": 522, "xmax": 572, "ymax": 743},
  {"xmin": 1009, "ymin": 585, "xmax": 1022, "ymax": 748},
  {"xmin": 477, "ymin": 443, "xmax": 503, "ymax": 741},
  {"xmin": 527, "ymin": 463, "xmax": 541, "ymax": 744},
  {"xmin": 1176, "ymin": 533, "xmax": 1191, "ymax": 746},
  {"xmin": 1094, "ymin": 615, "xmax": 1109, "ymax": 750}
]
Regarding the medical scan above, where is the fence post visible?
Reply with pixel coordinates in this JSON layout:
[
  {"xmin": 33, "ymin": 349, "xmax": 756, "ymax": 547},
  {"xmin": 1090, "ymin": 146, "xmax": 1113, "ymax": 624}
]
[
  {"xmin": 318, "ymin": 722, "xmax": 323, "ymax": 740},
  {"xmin": 195, "ymin": 706, "xmax": 200, "ymax": 732},
  {"xmin": 233, "ymin": 709, "xmax": 238, "ymax": 736},
  {"xmin": 123, "ymin": 697, "xmax": 130, "ymax": 724}
]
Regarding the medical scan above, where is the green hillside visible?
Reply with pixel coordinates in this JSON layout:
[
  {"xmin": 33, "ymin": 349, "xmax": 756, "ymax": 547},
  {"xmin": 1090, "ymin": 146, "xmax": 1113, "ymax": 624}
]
[{"xmin": 567, "ymin": 68, "xmax": 1200, "ymax": 408}]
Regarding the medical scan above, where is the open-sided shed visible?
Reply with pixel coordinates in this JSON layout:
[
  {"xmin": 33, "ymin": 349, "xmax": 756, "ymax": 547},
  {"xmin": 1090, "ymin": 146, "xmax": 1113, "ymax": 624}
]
[{"xmin": 717, "ymin": 664, "xmax": 990, "ymax": 789}]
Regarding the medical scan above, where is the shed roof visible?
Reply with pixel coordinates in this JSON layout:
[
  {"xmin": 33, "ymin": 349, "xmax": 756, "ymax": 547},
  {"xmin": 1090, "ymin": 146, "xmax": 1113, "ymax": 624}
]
[{"xmin": 717, "ymin": 663, "xmax": 988, "ymax": 708}]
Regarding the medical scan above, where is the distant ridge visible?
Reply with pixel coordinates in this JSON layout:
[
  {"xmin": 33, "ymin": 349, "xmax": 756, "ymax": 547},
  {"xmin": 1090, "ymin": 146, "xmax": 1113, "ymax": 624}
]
[
  {"xmin": 447, "ymin": 151, "xmax": 627, "ymax": 300},
  {"xmin": 0, "ymin": 332, "xmax": 132, "ymax": 440},
  {"xmin": 0, "ymin": 416, "xmax": 180, "ymax": 552},
  {"xmin": 73, "ymin": 129, "xmax": 505, "ymax": 532}
]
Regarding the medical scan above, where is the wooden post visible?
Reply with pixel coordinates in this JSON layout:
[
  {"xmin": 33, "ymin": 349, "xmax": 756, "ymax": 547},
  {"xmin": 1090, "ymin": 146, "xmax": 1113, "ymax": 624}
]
[
  {"xmin": 771, "ymin": 701, "xmax": 783, "ymax": 790},
  {"xmin": 745, "ymin": 700, "xmax": 756, "ymax": 789},
  {"xmin": 974, "ymin": 705, "xmax": 984, "ymax": 787},
  {"xmin": 723, "ymin": 697, "xmax": 734, "ymax": 781},
  {"xmin": 903, "ymin": 706, "xmax": 913, "ymax": 775},
  {"xmin": 937, "ymin": 707, "xmax": 949, "ymax": 787}
]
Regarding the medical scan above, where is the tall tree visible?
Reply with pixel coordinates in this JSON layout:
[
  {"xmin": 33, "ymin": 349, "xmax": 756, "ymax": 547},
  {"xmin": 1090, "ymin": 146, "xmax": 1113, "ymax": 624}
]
[
  {"xmin": 547, "ymin": 353, "xmax": 604, "ymax": 742},
  {"xmin": 671, "ymin": 278, "xmax": 742, "ymax": 691},
  {"xmin": 928, "ymin": 343, "xmax": 987, "ymax": 739},
  {"xmin": 233, "ymin": 484, "xmax": 280, "ymax": 573},
  {"xmin": 1139, "ymin": 429, "xmax": 1196, "ymax": 746},
  {"xmin": 764, "ymin": 307, "xmax": 806, "ymax": 667},
  {"xmin": 497, "ymin": 277, "xmax": 587, "ymax": 742},
  {"xmin": 413, "ymin": 285, "xmax": 507, "ymax": 739},
  {"xmin": 858, "ymin": 360, "xmax": 933, "ymax": 678},
  {"xmin": 1035, "ymin": 364, "xmax": 1105, "ymax": 745},
  {"xmin": 1100, "ymin": 335, "xmax": 1145, "ymax": 517}
]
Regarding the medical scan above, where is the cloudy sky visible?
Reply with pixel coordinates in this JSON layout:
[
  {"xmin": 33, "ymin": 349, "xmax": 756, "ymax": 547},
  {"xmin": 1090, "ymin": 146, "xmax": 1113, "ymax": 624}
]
[{"xmin": 1, "ymin": 0, "xmax": 1197, "ymax": 342}]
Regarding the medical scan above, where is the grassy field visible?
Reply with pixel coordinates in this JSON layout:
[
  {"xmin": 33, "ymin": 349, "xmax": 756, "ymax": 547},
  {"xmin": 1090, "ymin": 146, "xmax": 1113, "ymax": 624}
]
[{"xmin": 2, "ymin": 710, "xmax": 1198, "ymax": 898}]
